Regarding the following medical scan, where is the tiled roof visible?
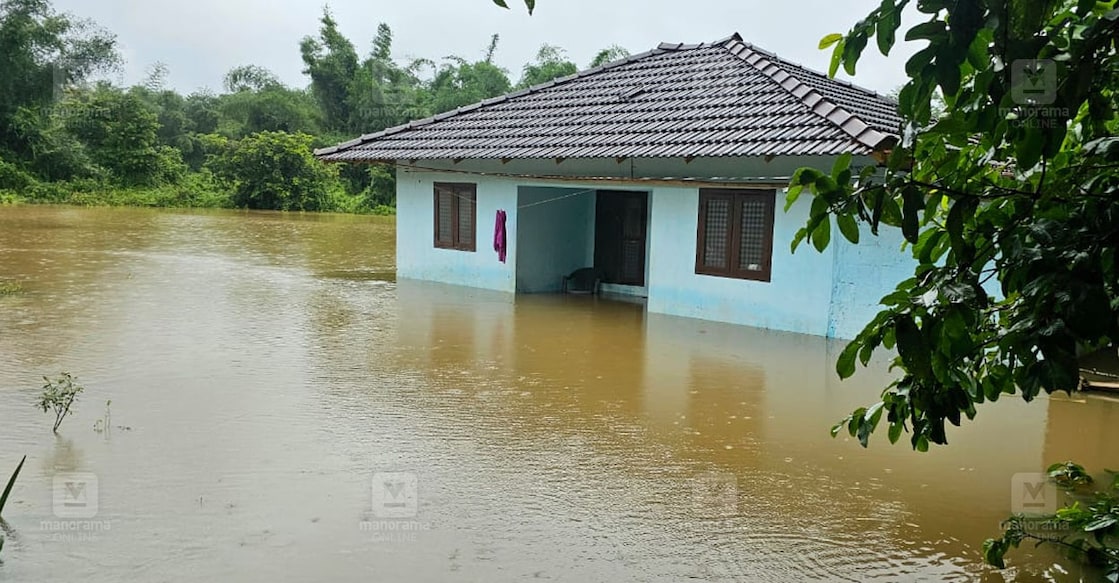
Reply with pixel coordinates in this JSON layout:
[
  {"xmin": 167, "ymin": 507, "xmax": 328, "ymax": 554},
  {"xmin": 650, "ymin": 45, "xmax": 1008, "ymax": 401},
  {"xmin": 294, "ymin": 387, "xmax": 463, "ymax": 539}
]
[{"xmin": 315, "ymin": 33, "xmax": 900, "ymax": 162}]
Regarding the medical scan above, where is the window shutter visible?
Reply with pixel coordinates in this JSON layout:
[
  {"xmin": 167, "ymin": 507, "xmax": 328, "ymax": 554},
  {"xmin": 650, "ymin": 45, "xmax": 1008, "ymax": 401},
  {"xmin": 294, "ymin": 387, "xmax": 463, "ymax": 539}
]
[
  {"xmin": 436, "ymin": 187, "xmax": 454, "ymax": 246},
  {"xmin": 702, "ymin": 197, "xmax": 731, "ymax": 269},
  {"xmin": 738, "ymin": 197, "xmax": 768, "ymax": 273},
  {"xmin": 456, "ymin": 189, "xmax": 475, "ymax": 250}
]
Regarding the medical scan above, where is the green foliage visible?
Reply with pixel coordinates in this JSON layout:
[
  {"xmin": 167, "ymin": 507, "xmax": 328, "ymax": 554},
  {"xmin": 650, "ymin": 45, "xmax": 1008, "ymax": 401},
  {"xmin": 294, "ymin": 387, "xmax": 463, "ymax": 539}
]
[
  {"xmin": 0, "ymin": 0, "xmax": 120, "ymax": 162},
  {"xmin": 38, "ymin": 372, "xmax": 84, "ymax": 433},
  {"xmin": 60, "ymin": 85, "xmax": 187, "ymax": 186},
  {"xmin": 300, "ymin": 7, "xmax": 360, "ymax": 133},
  {"xmin": 0, "ymin": 455, "xmax": 26, "ymax": 519},
  {"xmin": 589, "ymin": 45, "xmax": 631, "ymax": 68},
  {"xmin": 492, "ymin": 0, "xmax": 535, "ymax": 14},
  {"xmin": 985, "ymin": 463, "xmax": 1118, "ymax": 579},
  {"xmin": 217, "ymin": 131, "xmax": 337, "ymax": 211},
  {"xmin": 0, "ymin": 281, "xmax": 23, "ymax": 295},
  {"xmin": 519, "ymin": 44, "xmax": 577, "ymax": 88},
  {"xmin": 0, "ymin": 0, "xmax": 621, "ymax": 214},
  {"xmin": 427, "ymin": 57, "xmax": 513, "ymax": 113},
  {"xmin": 793, "ymin": 1, "xmax": 1119, "ymax": 451},
  {"xmin": 0, "ymin": 158, "xmax": 34, "ymax": 190}
]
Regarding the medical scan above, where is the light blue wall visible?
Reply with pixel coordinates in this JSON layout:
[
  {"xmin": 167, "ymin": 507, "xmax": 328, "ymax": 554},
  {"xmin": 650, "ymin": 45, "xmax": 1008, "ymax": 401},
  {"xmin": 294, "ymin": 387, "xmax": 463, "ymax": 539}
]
[
  {"xmin": 515, "ymin": 187, "xmax": 596, "ymax": 293},
  {"xmin": 396, "ymin": 167, "xmax": 517, "ymax": 293},
  {"xmin": 645, "ymin": 187, "xmax": 836, "ymax": 336},
  {"xmin": 395, "ymin": 159, "xmax": 917, "ymax": 339},
  {"xmin": 828, "ymin": 226, "xmax": 914, "ymax": 339}
]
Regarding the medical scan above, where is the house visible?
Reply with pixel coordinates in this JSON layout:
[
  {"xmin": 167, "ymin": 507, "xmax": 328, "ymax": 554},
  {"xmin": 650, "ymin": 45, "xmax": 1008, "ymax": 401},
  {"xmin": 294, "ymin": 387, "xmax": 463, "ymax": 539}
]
[{"xmin": 315, "ymin": 33, "xmax": 914, "ymax": 339}]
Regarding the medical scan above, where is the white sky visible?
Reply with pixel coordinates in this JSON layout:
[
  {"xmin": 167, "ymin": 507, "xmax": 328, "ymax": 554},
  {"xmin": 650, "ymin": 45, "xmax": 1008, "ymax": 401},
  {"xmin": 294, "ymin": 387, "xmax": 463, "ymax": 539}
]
[{"xmin": 52, "ymin": 0, "xmax": 922, "ymax": 96}]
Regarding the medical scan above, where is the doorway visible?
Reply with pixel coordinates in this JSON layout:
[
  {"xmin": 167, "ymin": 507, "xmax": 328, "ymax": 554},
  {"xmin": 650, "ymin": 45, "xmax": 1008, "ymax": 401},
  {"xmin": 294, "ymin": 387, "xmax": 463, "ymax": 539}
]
[{"xmin": 594, "ymin": 191, "xmax": 648, "ymax": 287}]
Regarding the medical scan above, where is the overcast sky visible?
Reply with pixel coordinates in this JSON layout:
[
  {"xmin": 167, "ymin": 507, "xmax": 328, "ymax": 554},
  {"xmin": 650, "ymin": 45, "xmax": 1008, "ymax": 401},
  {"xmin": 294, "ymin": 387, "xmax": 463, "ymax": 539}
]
[{"xmin": 51, "ymin": 0, "xmax": 921, "ymax": 96}]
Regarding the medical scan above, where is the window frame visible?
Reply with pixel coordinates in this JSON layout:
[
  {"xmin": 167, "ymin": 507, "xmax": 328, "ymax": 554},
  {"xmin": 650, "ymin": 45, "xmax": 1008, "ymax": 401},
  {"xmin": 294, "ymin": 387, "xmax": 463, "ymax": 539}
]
[
  {"xmin": 433, "ymin": 182, "xmax": 477, "ymax": 252},
  {"xmin": 695, "ymin": 188, "xmax": 776, "ymax": 282}
]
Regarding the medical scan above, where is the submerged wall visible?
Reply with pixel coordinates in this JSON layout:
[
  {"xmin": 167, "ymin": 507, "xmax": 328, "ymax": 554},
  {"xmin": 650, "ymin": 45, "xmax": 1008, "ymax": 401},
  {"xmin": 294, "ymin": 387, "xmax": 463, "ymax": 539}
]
[
  {"xmin": 396, "ymin": 167, "xmax": 517, "ymax": 292},
  {"xmin": 395, "ymin": 160, "xmax": 917, "ymax": 339}
]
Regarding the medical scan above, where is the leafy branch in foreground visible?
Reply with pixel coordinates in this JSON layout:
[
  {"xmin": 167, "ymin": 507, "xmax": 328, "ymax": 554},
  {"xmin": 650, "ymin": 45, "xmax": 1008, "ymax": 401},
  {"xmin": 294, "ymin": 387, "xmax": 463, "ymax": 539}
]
[
  {"xmin": 37, "ymin": 373, "xmax": 85, "ymax": 433},
  {"xmin": 796, "ymin": 0, "xmax": 1119, "ymax": 450},
  {"xmin": 984, "ymin": 462, "xmax": 1119, "ymax": 581},
  {"xmin": 0, "ymin": 455, "xmax": 25, "ymax": 519},
  {"xmin": 492, "ymin": 0, "xmax": 535, "ymax": 14},
  {"xmin": 0, "ymin": 455, "xmax": 27, "ymax": 559}
]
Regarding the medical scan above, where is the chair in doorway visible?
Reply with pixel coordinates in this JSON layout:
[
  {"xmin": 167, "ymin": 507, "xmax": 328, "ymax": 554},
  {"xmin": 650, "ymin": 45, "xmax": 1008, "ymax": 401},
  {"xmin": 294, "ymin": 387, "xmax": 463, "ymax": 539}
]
[{"xmin": 561, "ymin": 268, "xmax": 601, "ymax": 295}]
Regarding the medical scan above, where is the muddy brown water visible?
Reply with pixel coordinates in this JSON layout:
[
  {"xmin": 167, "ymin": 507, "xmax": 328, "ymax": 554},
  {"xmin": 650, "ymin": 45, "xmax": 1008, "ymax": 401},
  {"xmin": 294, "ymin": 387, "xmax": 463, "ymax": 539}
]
[{"xmin": 0, "ymin": 206, "xmax": 1115, "ymax": 582}]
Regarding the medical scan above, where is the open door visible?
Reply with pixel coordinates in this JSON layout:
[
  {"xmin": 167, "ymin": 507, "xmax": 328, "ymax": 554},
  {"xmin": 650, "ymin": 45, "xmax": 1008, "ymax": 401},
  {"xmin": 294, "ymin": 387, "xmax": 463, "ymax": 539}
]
[{"xmin": 594, "ymin": 191, "xmax": 648, "ymax": 286}]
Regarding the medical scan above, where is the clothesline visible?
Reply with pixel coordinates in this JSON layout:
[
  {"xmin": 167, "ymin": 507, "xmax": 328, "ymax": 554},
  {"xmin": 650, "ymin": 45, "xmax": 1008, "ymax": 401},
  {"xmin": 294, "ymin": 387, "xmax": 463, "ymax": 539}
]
[{"xmin": 517, "ymin": 189, "xmax": 596, "ymax": 210}]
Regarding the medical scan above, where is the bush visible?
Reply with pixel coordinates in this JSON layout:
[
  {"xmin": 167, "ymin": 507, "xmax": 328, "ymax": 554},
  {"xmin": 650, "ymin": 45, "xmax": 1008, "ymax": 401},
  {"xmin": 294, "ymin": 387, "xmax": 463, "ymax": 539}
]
[
  {"xmin": 0, "ymin": 159, "xmax": 35, "ymax": 191},
  {"xmin": 218, "ymin": 131, "xmax": 338, "ymax": 211}
]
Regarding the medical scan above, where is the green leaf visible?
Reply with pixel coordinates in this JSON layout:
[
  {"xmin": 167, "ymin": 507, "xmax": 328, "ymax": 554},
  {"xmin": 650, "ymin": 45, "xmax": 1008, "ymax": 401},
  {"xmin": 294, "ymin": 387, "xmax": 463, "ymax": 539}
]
[
  {"xmin": 888, "ymin": 421, "xmax": 903, "ymax": 444},
  {"xmin": 819, "ymin": 33, "xmax": 844, "ymax": 50},
  {"xmin": 837, "ymin": 339, "xmax": 860, "ymax": 379},
  {"xmin": 785, "ymin": 184, "xmax": 804, "ymax": 212},
  {"xmin": 837, "ymin": 214, "xmax": 860, "ymax": 244},
  {"xmin": 901, "ymin": 187, "xmax": 922, "ymax": 243},
  {"xmin": 1084, "ymin": 516, "xmax": 1118, "ymax": 532},
  {"xmin": 812, "ymin": 216, "xmax": 832, "ymax": 253},
  {"xmin": 876, "ymin": 6, "xmax": 900, "ymax": 56},
  {"xmin": 936, "ymin": 56, "xmax": 962, "ymax": 97},
  {"xmin": 0, "ymin": 455, "xmax": 26, "ymax": 519},
  {"xmin": 905, "ymin": 20, "xmax": 947, "ymax": 41},
  {"xmin": 831, "ymin": 152, "xmax": 853, "ymax": 179},
  {"xmin": 905, "ymin": 47, "xmax": 937, "ymax": 77},
  {"xmin": 1015, "ymin": 129, "xmax": 1045, "ymax": 171},
  {"xmin": 829, "ymin": 39, "xmax": 846, "ymax": 78}
]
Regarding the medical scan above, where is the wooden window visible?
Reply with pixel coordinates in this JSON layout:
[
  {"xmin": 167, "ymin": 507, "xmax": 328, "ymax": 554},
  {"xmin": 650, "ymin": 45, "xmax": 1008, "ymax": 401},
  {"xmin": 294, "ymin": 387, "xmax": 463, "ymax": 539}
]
[
  {"xmin": 695, "ymin": 189, "xmax": 775, "ymax": 281},
  {"xmin": 434, "ymin": 183, "xmax": 477, "ymax": 252}
]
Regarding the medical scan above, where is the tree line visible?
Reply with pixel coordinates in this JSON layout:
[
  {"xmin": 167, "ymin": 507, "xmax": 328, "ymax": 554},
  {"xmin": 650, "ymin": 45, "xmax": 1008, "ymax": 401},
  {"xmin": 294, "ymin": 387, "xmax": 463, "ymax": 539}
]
[{"xmin": 0, "ymin": 0, "xmax": 628, "ymax": 212}]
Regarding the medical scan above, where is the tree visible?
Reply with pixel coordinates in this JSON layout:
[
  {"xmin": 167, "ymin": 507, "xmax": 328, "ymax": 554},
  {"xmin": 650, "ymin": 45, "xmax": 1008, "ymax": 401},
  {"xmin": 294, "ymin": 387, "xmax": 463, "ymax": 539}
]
[
  {"xmin": 349, "ymin": 23, "xmax": 425, "ymax": 133},
  {"xmin": 790, "ymin": 0, "xmax": 1118, "ymax": 451},
  {"xmin": 418, "ymin": 35, "xmax": 512, "ymax": 115},
  {"xmin": 300, "ymin": 6, "xmax": 360, "ymax": 133},
  {"xmin": 518, "ymin": 44, "xmax": 577, "ymax": 88},
  {"xmin": 217, "ymin": 131, "xmax": 336, "ymax": 211},
  {"xmin": 589, "ymin": 45, "xmax": 630, "ymax": 68},
  {"xmin": 61, "ymin": 84, "xmax": 185, "ymax": 186},
  {"xmin": 0, "ymin": 0, "xmax": 119, "ymax": 163},
  {"xmin": 223, "ymin": 64, "xmax": 282, "ymax": 93}
]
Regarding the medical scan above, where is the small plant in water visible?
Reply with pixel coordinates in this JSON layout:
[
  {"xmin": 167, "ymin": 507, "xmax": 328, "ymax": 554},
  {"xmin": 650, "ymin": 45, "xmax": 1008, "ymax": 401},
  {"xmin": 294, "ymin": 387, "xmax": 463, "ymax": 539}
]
[
  {"xmin": 37, "ymin": 373, "xmax": 85, "ymax": 433},
  {"xmin": 93, "ymin": 400, "xmax": 112, "ymax": 434},
  {"xmin": 0, "ymin": 281, "xmax": 22, "ymax": 296}
]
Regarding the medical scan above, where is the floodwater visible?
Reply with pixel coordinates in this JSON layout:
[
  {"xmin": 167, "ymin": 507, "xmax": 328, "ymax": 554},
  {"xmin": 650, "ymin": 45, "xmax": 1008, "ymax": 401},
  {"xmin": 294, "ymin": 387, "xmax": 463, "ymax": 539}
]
[{"xmin": 0, "ymin": 206, "xmax": 1115, "ymax": 582}]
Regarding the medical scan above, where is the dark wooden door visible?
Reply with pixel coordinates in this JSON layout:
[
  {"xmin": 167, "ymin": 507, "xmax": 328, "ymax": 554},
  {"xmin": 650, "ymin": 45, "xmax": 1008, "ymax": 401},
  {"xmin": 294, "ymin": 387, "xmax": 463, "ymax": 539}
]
[{"xmin": 595, "ymin": 191, "xmax": 648, "ymax": 286}]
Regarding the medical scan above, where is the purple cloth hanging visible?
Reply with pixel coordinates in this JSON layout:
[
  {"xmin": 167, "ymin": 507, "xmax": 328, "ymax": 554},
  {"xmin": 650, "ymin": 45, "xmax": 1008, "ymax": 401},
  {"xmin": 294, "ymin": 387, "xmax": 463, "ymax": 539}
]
[{"xmin": 494, "ymin": 210, "xmax": 507, "ymax": 263}]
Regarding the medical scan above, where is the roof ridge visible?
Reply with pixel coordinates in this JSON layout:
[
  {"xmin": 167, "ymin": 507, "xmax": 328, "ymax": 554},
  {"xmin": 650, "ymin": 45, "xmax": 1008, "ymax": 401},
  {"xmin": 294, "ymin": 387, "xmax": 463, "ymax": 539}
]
[
  {"xmin": 720, "ymin": 37, "xmax": 897, "ymax": 152},
  {"xmin": 314, "ymin": 45, "xmax": 672, "ymax": 157}
]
